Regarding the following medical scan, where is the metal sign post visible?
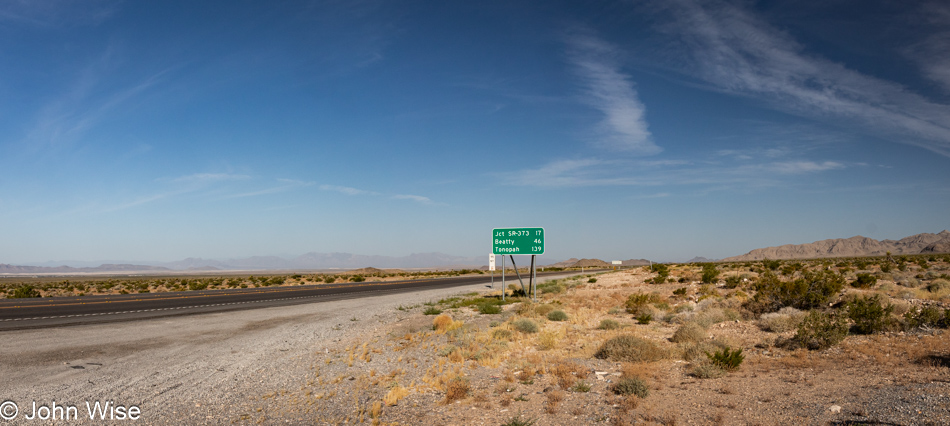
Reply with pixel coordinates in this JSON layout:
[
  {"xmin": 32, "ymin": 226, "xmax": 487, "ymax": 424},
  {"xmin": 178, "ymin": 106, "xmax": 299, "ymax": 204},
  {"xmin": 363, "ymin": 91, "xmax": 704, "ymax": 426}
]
[
  {"xmin": 501, "ymin": 255, "xmax": 506, "ymax": 301},
  {"xmin": 489, "ymin": 253, "xmax": 496, "ymax": 289}
]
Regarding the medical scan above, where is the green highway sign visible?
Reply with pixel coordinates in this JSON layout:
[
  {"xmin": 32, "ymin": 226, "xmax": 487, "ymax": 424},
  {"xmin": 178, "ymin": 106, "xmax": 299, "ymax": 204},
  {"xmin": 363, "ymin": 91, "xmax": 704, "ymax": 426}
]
[{"xmin": 492, "ymin": 227, "xmax": 544, "ymax": 255}]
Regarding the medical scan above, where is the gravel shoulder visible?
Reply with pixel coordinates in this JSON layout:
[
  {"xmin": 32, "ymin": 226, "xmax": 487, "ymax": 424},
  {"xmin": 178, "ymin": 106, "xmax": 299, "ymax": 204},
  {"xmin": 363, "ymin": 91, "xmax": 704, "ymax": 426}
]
[{"xmin": 0, "ymin": 276, "xmax": 536, "ymax": 425}]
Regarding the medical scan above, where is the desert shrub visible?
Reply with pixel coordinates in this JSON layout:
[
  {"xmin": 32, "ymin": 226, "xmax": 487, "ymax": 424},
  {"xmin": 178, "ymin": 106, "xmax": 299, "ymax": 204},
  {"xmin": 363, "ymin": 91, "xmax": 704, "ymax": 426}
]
[
  {"xmin": 852, "ymin": 273, "xmax": 878, "ymax": 288},
  {"xmin": 594, "ymin": 335, "xmax": 666, "ymax": 362},
  {"xmin": 588, "ymin": 278, "xmax": 597, "ymax": 283},
  {"xmin": 383, "ymin": 385, "xmax": 409, "ymax": 406},
  {"xmin": 625, "ymin": 292, "xmax": 659, "ymax": 315},
  {"xmin": 501, "ymin": 415, "xmax": 536, "ymax": 426},
  {"xmin": 793, "ymin": 310, "xmax": 848, "ymax": 350},
  {"xmin": 680, "ymin": 341, "xmax": 718, "ymax": 362},
  {"xmin": 492, "ymin": 329, "xmax": 513, "ymax": 341},
  {"xmin": 724, "ymin": 275, "xmax": 742, "ymax": 289},
  {"xmin": 351, "ymin": 275, "xmax": 366, "ymax": 282},
  {"xmin": 512, "ymin": 318, "xmax": 539, "ymax": 334},
  {"xmin": 903, "ymin": 306, "xmax": 947, "ymax": 329},
  {"xmin": 671, "ymin": 322, "xmax": 706, "ymax": 343},
  {"xmin": 598, "ymin": 319, "xmax": 620, "ymax": 330},
  {"xmin": 547, "ymin": 310, "xmax": 569, "ymax": 321},
  {"xmin": 611, "ymin": 377, "xmax": 649, "ymax": 398},
  {"xmin": 444, "ymin": 376, "xmax": 470, "ymax": 403},
  {"xmin": 636, "ymin": 313, "xmax": 653, "ymax": 324},
  {"xmin": 748, "ymin": 270, "xmax": 844, "ymax": 313},
  {"xmin": 537, "ymin": 331, "xmax": 558, "ymax": 350},
  {"xmin": 706, "ymin": 347, "xmax": 743, "ymax": 371},
  {"xmin": 758, "ymin": 307, "xmax": 806, "ymax": 332},
  {"xmin": 927, "ymin": 279, "xmax": 950, "ymax": 293},
  {"xmin": 762, "ymin": 258, "xmax": 781, "ymax": 270},
  {"xmin": 880, "ymin": 262, "xmax": 893, "ymax": 273},
  {"xmin": 8, "ymin": 285, "xmax": 41, "ymax": 298},
  {"xmin": 701, "ymin": 263, "xmax": 720, "ymax": 284},
  {"xmin": 672, "ymin": 287, "xmax": 688, "ymax": 297},
  {"xmin": 478, "ymin": 303, "xmax": 502, "ymax": 315},
  {"xmin": 188, "ymin": 281, "xmax": 209, "ymax": 291},
  {"xmin": 571, "ymin": 381, "xmax": 592, "ymax": 393},
  {"xmin": 847, "ymin": 295, "xmax": 895, "ymax": 334},
  {"xmin": 650, "ymin": 264, "xmax": 670, "ymax": 284},
  {"xmin": 433, "ymin": 314, "xmax": 454, "ymax": 331},
  {"xmin": 535, "ymin": 304, "xmax": 555, "ymax": 316},
  {"xmin": 423, "ymin": 306, "xmax": 442, "ymax": 315},
  {"xmin": 690, "ymin": 360, "xmax": 725, "ymax": 379},
  {"xmin": 694, "ymin": 307, "xmax": 731, "ymax": 327}
]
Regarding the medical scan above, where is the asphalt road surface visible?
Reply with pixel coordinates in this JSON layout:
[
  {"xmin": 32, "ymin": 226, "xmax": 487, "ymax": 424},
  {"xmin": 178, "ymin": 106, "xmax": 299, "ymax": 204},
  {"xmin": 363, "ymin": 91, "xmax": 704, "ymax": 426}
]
[{"xmin": 0, "ymin": 271, "xmax": 593, "ymax": 330}]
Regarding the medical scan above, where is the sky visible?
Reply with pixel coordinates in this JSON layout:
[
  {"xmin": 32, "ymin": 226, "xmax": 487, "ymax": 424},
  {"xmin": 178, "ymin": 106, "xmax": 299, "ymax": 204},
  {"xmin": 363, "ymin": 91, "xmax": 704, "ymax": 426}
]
[{"xmin": 1, "ymin": 0, "xmax": 949, "ymax": 265}]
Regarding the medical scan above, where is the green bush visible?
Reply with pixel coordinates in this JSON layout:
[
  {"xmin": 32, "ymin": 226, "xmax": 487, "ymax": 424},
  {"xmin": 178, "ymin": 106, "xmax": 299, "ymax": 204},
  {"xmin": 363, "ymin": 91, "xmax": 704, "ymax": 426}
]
[
  {"xmin": 748, "ymin": 270, "xmax": 844, "ymax": 313},
  {"xmin": 588, "ymin": 278, "xmax": 597, "ymax": 283},
  {"xmin": 594, "ymin": 335, "xmax": 666, "ymax": 362},
  {"xmin": 724, "ymin": 275, "xmax": 742, "ymax": 289},
  {"xmin": 794, "ymin": 310, "xmax": 848, "ymax": 350},
  {"xmin": 762, "ymin": 258, "xmax": 781, "ymax": 270},
  {"xmin": 847, "ymin": 295, "xmax": 894, "ymax": 334},
  {"xmin": 852, "ymin": 273, "xmax": 878, "ymax": 288},
  {"xmin": 650, "ymin": 264, "xmax": 670, "ymax": 284},
  {"xmin": 8, "ymin": 285, "xmax": 41, "ymax": 298},
  {"xmin": 423, "ymin": 306, "xmax": 443, "ymax": 315},
  {"xmin": 547, "ymin": 310, "xmax": 569, "ymax": 321},
  {"xmin": 512, "ymin": 318, "xmax": 539, "ymax": 334},
  {"xmin": 351, "ymin": 275, "xmax": 366, "ymax": 282},
  {"xmin": 672, "ymin": 287, "xmax": 688, "ymax": 297},
  {"xmin": 611, "ymin": 377, "xmax": 649, "ymax": 398},
  {"xmin": 701, "ymin": 263, "xmax": 720, "ymax": 284},
  {"xmin": 904, "ymin": 306, "xmax": 947, "ymax": 329},
  {"xmin": 597, "ymin": 319, "xmax": 620, "ymax": 330},
  {"xmin": 636, "ymin": 313, "xmax": 653, "ymax": 324},
  {"xmin": 478, "ymin": 303, "xmax": 502, "ymax": 315},
  {"xmin": 706, "ymin": 347, "xmax": 743, "ymax": 371},
  {"xmin": 624, "ymin": 292, "xmax": 659, "ymax": 314}
]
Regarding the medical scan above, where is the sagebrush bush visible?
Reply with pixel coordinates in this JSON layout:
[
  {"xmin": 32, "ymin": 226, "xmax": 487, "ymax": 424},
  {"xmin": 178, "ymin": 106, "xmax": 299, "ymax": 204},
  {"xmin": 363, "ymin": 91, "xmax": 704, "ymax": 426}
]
[
  {"xmin": 598, "ymin": 319, "xmax": 620, "ymax": 330},
  {"xmin": 611, "ymin": 377, "xmax": 649, "ymax": 398},
  {"xmin": 758, "ymin": 307, "xmax": 807, "ymax": 332},
  {"xmin": 847, "ymin": 295, "xmax": 895, "ymax": 334},
  {"xmin": 512, "ymin": 318, "xmax": 539, "ymax": 334},
  {"xmin": 594, "ymin": 335, "xmax": 666, "ymax": 362},
  {"xmin": 547, "ymin": 310, "xmax": 569, "ymax": 321},
  {"xmin": 492, "ymin": 329, "xmax": 513, "ymax": 340},
  {"xmin": 690, "ymin": 360, "xmax": 725, "ymax": 379},
  {"xmin": 535, "ymin": 304, "xmax": 555, "ymax": 316},
  {"xmin": 671, "ymin": 322, "xmax": 706, "ymax": 343},
  {"xmin": 927, "ymin": 279, "xmax": 950, "ymax": 293},
  {"xmin": 794, "ymin": 310, "xmax": 848, "ymax": 350}
]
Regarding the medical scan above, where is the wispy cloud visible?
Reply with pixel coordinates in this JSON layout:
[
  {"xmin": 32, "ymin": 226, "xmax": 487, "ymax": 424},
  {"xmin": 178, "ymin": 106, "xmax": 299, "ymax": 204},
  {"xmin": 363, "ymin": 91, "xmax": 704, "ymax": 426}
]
[
  {"xmin": 0, "ymin": 0, "xmax": 118, "ymax": 27},
  {"xmin": 318, "ymin": 184, "xmax": 378, "ymax": 196},
  {"xmin": 649, "ymin": 0, "xmax": 950, "ymax": 158},
  {"xmin": 222, "ymin": 179, "xmax": 314, "ymax": 199},
  {"xmin": 392, "ymin": 194, "xmax": 433, "ymax": 204},
  {"xmin": 498, "ymin": 154, "xmax": 845, "ymax": 189},
  {"xmin": 906, "ymin": 2, "xmax": 950, "ymax": 93},
  {"xmin": 566, "ymin": 29, "xmax": 660, "ymax": 154},
  {"xmin": 171, "ymin": 173, "xmax": 251, "ymax": 183}
]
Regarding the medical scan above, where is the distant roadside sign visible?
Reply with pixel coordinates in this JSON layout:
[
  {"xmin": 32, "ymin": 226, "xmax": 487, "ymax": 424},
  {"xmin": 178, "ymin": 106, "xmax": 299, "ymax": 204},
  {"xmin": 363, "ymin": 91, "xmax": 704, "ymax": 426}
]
[
  {"xmin": 489, "ymin": 253, "xmax": 496, "ymax": 271},
  {"xmin": 492, "ymin": 227, "xmax": 544, "ymax": 255},
  {"xmin": 612, "ymin": 260, "xmax": 622, "ymax": 265}
]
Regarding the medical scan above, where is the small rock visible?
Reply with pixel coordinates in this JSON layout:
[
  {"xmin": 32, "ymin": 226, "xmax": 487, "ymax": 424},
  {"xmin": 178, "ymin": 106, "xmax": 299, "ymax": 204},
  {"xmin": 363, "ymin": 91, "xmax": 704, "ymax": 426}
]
[{"xmin": 829, "ymin": 405, "xmax": 842, "ymax": 413}]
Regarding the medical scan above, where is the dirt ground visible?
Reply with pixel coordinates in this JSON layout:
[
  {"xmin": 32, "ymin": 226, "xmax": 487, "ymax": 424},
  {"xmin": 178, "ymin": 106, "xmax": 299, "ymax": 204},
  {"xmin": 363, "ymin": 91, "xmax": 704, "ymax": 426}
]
[{"xmin": 245, "ymin": 266, "xmax": 950, "ymax": 425}]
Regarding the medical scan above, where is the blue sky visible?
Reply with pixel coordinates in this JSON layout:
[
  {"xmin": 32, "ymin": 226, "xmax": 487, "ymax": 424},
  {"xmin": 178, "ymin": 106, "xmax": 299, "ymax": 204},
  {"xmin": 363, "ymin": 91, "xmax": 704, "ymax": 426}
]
[{"xmin": 2, "ymin": 0, "xmax": 949, "ymax": 264}]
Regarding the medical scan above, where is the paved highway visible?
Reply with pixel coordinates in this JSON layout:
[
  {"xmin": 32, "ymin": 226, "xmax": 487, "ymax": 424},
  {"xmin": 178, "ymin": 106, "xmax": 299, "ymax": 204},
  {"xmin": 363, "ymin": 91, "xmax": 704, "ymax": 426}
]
[{"xmin": 0, "ymin": 271, "xmax": 589, "ymax": 330}]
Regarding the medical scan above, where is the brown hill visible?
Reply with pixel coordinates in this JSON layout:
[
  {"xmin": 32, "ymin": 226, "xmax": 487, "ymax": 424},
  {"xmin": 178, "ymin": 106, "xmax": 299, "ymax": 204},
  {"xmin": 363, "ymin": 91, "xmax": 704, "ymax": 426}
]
[
  {"xmin": 723, "ymin": 230, "xmax": 950, "ymax": 261},
  {"xmin": 572, "ymin": 258, "xmax": 612, "ymax": 268}
]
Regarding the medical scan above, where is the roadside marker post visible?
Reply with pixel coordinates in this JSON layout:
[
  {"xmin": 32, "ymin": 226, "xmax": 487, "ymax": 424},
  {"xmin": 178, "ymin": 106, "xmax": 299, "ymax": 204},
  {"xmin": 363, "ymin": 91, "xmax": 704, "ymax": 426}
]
[
  {"xmin": 492, "ymin": 227, "xmax": 544, "ymax": 303},
  {"xmin": 489, "ymin": 253, "xmax": 496, "ymax": 289}
]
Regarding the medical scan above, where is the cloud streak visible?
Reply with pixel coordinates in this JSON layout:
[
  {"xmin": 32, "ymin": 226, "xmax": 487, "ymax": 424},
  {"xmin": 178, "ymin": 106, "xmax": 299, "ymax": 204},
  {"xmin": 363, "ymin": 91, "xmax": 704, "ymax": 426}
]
[
  {"xmin": 649, "ymin": 0, "xmax": 950, "ymax": 158},
  {"xmin": 566, "ymin": 29, "xmax": 660, "ymax": 154}
]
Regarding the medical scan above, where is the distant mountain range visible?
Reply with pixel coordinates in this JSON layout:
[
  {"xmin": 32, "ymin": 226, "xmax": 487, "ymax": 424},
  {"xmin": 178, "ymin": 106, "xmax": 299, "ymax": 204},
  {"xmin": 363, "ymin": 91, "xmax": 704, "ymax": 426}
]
[
  {"xmin": 723, "ymin": 230, "xmax": 950, "ymax": 261},
  {"xmin": 1, "ymin": 252, "xmax": 580, "ymax": 274}
]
